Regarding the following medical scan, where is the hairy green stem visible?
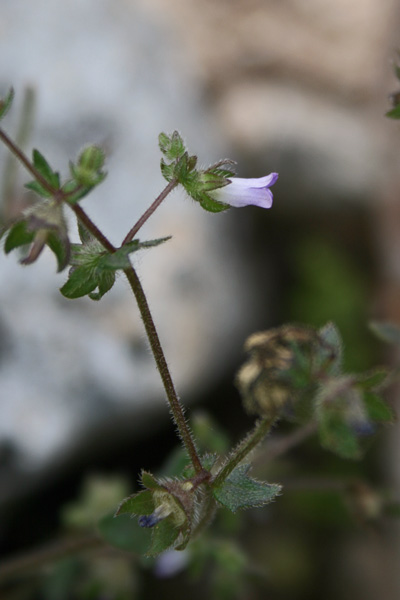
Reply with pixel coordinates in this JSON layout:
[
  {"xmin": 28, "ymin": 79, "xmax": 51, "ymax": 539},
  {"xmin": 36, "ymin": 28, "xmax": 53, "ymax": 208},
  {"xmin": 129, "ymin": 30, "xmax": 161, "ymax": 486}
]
[
  {"xmin": 122, "ymin": 178, "xmax": 178, "ymax": 245},
  {"xmin": 124, "ymin": 265, "xmax": 203, "ymax": 474},
  {"xmin": 212, "ymin": 417, "xmax": 275, "ymax": 487}
]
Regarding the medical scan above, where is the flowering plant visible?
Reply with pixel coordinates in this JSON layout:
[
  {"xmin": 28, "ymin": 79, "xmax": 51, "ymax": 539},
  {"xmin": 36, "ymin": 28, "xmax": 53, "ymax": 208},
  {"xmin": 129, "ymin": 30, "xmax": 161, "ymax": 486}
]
[{"xmin": 0, "ymin": 91, "xmax": 396, "ymax": 598}]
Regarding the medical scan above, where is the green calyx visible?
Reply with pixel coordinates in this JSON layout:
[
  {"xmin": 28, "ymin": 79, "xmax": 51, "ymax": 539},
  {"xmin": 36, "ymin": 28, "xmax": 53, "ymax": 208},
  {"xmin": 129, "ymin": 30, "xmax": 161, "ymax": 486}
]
[
  {"xmin": 114, "ymin": 471, "xmax": 200, "ymax": 556},
  {"xmin": 158, "ymin": 131, "xmax": 236, "ymax": 213}
]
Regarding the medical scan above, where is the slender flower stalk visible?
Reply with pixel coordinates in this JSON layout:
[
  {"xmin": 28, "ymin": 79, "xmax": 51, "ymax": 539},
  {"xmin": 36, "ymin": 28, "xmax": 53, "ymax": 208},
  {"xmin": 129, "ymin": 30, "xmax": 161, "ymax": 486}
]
[{"xmin": 122, "ymin": 178, "xmax": 178, "ymax": 245}]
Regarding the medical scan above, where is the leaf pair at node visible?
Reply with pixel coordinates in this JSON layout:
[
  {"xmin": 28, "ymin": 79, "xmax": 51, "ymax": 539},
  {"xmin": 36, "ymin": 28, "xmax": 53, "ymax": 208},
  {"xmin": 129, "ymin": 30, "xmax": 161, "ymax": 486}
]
[{"xmin": 61, "ymin": 227, "xmax": 171, "ymax": 301}]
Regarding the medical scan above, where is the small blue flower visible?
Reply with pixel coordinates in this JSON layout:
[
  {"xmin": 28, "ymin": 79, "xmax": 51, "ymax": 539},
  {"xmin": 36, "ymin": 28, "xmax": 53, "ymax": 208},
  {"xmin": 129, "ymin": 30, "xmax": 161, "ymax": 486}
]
[{"xmin": 211, "ymin": 173, "xmax": 278, "ymax": 209}]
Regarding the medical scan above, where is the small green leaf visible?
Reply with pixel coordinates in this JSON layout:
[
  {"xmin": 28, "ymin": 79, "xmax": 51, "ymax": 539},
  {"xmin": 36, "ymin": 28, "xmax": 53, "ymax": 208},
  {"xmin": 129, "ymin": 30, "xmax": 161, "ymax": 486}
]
[
  {"xmin": 318, "ymin": 412, "xmax": 361, "ymax": 459},
  {"xmin": 60, "ymin": 266, "xmax": 99, "ymax": 299},
  {"xmin": 357, "ymin": 369, "xmax": 389, "ymax": 391},
  {"xmin": 116, "ymin": 490, "xmax": 154, "ymax": 516},
  {"xmin": 32, "ymin": 149, "xmax": 60, "ymax": 188},
  {"xmin": 77, "ymin": 222, "xmax": 93, "ymax": 244},
  {"xmin": 160, "ymin": 159, "xmax": 175, "ymax": 182},
  {"xmin": 25, "ymin": 180, "xmax": 53, "ymax": 198},
  {"xmin": 4, "ymin": 221, "xmax": 35, "ymax": 253},
  {"xmin": 147, "ymin": 518, "xmax": 180, "ymax": 557},
  {"xmin": 88, "ymin": 271, "xmax": 116, "ymax": 300},
  {"xmin": 199, "ymin": 192, "xmax": 230, "ymax": 213},
  {"xmin": 139, "ymin": 236, "xmax": 172, "ymax": 248},
  {"xmin": 364, "ymin": 392, "xmax": 394, "ymax": 423},
  {"xmin": 101, "ymin": 244, "xmax": 139, "ymax": 270},
  {"xmin": 0, "ymin": 88, "xmax": 14, "ymax": 120},
  {"xmin": 46, "ymin": 231, "xmax": 70, "ymax": 272},
  {"xmin": 158, "ymin": 131, "xmax": 186, "ymax": 161},
  {"xmin": 141, "ymin": 471, "xmax": 164, "ymax": 491},
  {"xmin": 98, "ymin": 512, "xmax": 151, "ymax": 554},
  {"xmin": 213, "ymin": 464, "xmax": 281, "ymax": 512}
]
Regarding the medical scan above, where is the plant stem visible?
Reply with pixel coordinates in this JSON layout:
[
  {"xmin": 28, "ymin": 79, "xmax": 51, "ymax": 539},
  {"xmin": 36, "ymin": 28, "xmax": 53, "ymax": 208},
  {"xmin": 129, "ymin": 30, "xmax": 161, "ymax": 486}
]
[
  {"xmin": 122, "ymin": 178, "xmax": 178, "ymax": 245},
  {"xmin": 124, "ymin": 265, "xmax": 203, "ymax": 474},
  {"xmin": 212, "ymin": 417, "xmax": 275, "ymax": 487},
  {"xmin": 71, "ymin": 203, "xmax": 116, "ymax": 253},
  {"xmin": 0, "ymin": 126, "xmax": 54, "ymax": 195}
]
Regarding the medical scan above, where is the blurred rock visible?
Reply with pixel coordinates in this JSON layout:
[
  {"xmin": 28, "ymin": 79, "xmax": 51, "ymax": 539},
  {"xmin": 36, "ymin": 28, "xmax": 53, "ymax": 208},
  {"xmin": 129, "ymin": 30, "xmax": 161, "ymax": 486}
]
[{"xmin": 142, "ymin": 0, "xmax": 400, "ymax": 201}]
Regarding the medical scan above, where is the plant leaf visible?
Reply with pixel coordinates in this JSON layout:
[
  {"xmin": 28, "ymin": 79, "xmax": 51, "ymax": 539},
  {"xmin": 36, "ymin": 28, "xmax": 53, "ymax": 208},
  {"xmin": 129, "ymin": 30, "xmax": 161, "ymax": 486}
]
[
  {"xmin": 32, "ymin": 149, "xmax": 60, "ymax": 188},
  {"xmin": 4, "ymin": 221, "xmax": 35, "ymax": 253},
  {"xmin": 60, "ymin": 266, "xmax": 99, "ymax": 299},
  {"xmin": 115, "ymin": 490, "xmax": 154, "ymax": 516},
  {"xmin": 98, "ymin": 512, "xmax": 151, "ymax": 554},
  {"xmin": 198, "ymin": 192, "xmax": 230, "ymax": 213},
  {"xmin": 46, "ymin": 230, "xmax": 71, "ymax": 272},
  {"xmin": 364, "ymin": 392, "xmax": 394, "ymax": 423},
  {"xmin": 213, "ymin": 464, "xmax": 281, "ymax": 512},
  {"xmin": 147, "ymin": 518, "xmax": 180, "ymax": 557},
  {"xmin": 25, "ymin": 180, "xmax": 53, "ymax": 198}
]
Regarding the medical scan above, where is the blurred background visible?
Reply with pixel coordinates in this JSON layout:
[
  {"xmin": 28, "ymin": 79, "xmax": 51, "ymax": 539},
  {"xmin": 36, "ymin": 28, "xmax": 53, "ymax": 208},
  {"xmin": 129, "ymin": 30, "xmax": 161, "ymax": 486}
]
[{"xmin": 1, "ymin": 0, "xmax": 400, "ymax": 598}]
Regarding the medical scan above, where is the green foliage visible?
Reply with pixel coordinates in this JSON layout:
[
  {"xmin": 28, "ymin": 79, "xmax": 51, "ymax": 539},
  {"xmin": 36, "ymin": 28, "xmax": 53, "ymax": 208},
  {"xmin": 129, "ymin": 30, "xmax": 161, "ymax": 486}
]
[
  {"xmin": 4, "ymin": 219, "xmax": 35, "ymax": 252},
  {"xmin": 0, "ymin": 87, "xmax": 14, "ymax": 120},
  {"xmin": 159, "ymin": 130, "xmax": 186, "ymax": 161},
  {"xmin": 158, "ymin": 130, "xmax": 235, "ymax": 212},
  {"xmin": 32, "ymin": 149, "xmax": 60, "ymax": 188},
  {"xmin": 60, "ymin": 235, "xmax": 170, "ymax": 300},
  {"xmin": 213, "ymin": 464, "xmax": 281, "ymax": 512},
  {"xmin": 98, "ymin": 512, "xmax": 151, "ymax": 554},
  {"xmin": 114, "ymin": 470, "xmax": 198, "ymax": 556},
  {"xmin": 0, "ymin": 91, "xmax": 397, "ymax": 584}
]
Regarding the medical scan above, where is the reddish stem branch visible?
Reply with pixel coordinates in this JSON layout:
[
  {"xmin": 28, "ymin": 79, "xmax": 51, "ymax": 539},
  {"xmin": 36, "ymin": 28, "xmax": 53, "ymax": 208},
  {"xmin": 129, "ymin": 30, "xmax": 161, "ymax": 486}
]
[{"xmin": 122, "ymin": 179, "xmax": 178, "ymax": 245}]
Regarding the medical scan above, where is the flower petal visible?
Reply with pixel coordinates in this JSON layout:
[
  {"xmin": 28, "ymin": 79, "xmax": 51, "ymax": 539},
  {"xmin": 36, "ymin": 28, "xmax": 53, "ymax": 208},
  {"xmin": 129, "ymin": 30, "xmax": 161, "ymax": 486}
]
[{"xmin": 211, "ymin": 173, "xmax": 278, "ymax": 209}]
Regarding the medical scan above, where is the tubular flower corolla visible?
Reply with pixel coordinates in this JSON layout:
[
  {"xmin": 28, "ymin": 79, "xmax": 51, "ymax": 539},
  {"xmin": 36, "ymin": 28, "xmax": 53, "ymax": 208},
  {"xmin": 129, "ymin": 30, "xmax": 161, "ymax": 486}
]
[{"xmin": 211, "ymin": 173, "xmax": 278, "ymax": 209}]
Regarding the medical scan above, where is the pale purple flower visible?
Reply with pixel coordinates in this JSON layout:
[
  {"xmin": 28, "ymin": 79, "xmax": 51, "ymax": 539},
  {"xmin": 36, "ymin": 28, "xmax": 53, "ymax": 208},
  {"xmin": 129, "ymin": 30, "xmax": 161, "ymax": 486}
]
[{"xmin": 211, "ymin": 173, "xmax": 278, "ymax": 209}]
